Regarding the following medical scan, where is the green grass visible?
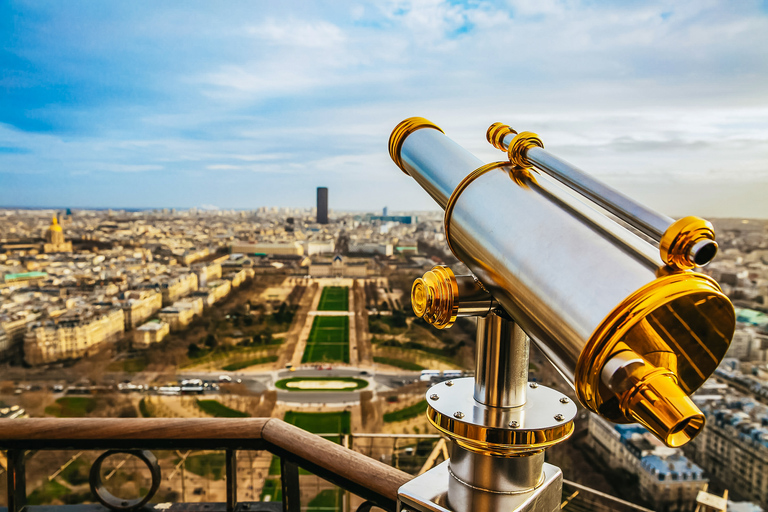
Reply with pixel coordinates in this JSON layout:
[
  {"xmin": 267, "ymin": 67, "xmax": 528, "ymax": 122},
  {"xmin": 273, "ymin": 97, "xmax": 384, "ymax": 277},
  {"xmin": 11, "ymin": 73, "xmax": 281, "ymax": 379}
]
[
  {"xmin": 260, "ymin": 478, "xmax": 282, "ymax": 501},
  {"xmin": 317, "ymin": 286, "xmax": 348, "ymax": 311},
  {"xmin": 27, "ymin": 479, "xmax": 71, "ymax": 505},
  {"xmin": 182, "ymin": 453, "xmax": 226, "ymax": 480},
  {"xmin": 384, "ymin": 399, "xmax": 428, "ymax": 423},
  {"xmin": 45, "ymin": 397, "xmax": 97, "ymax": 417},
  {"xmin": 59, "ymin": 457, "xmax": 89, "ymax": 485},
  {"xmin": 308, "ymin": 488, "xmax": 343, "ymax": 511},
  {"xmin": 285, "ymin": 410, "xmax": 350, "ymax": 444},
  {"xmin": 373, "ymin": 357, "xmax": 424, "ymax": 371},
  {"xmin": 222, "ymin": 354, "xmax": 278, "ymax": 371},
  {"xmin": 107, "ymin": 357, "xmax": 147, "ymax": 372},
  {"xmin": 196, "ymin": 400, "xmax": 249, "ymax": 418},
  {"xmin": 302, "ymin": 316, "xmax": 349, "ymax": 363},
  {"xmin": 275, "ymin": 377, "xmax": 368, "ymax": 391},
  {"xmin": 267, "ymin": 411, "xmax": 352, "ymax": 478},
  {"xmin": 139, "ymin": 398, "xmax": 151, "ymax": 417}
]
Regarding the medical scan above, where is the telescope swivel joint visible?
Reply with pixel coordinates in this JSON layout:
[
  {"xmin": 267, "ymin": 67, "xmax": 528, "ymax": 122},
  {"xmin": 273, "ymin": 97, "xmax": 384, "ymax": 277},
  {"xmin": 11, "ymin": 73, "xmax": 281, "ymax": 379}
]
[{"xmin": 411, "ymin": 266, "xmax": 496, "ymax": 329}]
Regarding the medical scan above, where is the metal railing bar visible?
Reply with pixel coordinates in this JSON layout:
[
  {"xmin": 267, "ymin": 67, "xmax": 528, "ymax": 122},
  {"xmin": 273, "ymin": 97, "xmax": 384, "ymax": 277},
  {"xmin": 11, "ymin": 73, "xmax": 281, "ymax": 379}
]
[
  {"xmin": 6, "ymin": 449, "xmax": 26, "ymax": 512},
  {"xmin": 226, "ymin": 449, "xmax": 237, "ymax": 512},
  {"xmin": 562, "ymin": 479, "xmax": 655, "ymax": 512},
  {"xmin": 280, "ymin": 457, "xmax": 300, "ymax": 512},
  {"xmin": 0, "ymin": 418, "xmax": 411, "ymax": 512}
]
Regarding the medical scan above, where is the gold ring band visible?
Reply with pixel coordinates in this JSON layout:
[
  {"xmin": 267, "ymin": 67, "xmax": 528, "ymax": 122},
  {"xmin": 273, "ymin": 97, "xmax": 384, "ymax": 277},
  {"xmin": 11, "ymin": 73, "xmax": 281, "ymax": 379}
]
[
  {"xmin": 443, "ymin": 162, "xmax": 510, "ymax": 258},
  {"xmin": 388, "ymin": 117, "xmax": 444, "ymax": 175}
]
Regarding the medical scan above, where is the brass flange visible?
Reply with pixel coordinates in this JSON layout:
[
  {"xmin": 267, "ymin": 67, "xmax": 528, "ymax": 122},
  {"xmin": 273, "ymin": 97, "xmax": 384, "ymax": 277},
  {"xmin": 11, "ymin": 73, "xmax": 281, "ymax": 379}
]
[
  {"xmin": 575, "ymin": 271, "xmax": 734, "ymax": 446},
  {"xmin": 659, "ymin": 216, "xmax": 718, "ymax": 270},
  {"xmin": 426, "ymin": 378, "xmax": 577, "ymax": 456},
  {"xmin": 388, "ymin": 117, "xmax": 444, "ymax": 175},
  {"xmin": 506, "ymin": 131, "xmax": 544, "ymax": 168}
]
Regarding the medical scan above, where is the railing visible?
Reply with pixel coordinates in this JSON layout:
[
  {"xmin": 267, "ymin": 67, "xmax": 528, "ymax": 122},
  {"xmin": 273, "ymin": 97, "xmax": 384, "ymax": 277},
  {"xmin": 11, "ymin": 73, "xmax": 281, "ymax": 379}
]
[{"xmin": 0, "ymin": 418, "xmax": 411, "ymax": 512}]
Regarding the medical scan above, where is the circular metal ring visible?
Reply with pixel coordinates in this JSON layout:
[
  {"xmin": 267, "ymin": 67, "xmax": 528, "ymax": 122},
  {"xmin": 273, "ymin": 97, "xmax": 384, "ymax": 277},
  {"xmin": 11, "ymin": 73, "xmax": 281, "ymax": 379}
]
[{"xmin": 89, "ymin": 449, "xmax": 161, "ymax": 511}]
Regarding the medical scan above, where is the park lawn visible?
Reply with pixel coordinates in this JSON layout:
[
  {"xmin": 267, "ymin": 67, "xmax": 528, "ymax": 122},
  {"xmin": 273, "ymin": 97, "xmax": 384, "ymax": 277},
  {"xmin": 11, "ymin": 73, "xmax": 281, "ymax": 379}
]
[
  {"xmin": 45, "ymin": 397, "xmax": 97, "ymax": 417},
  {"xmin": 182, "ymin": 453, "xmax": 226, "ymax": 480},
  {"xmin": 317, "ymin": 286, "xmax": 348, "ymax": 311},
  {"xmin": 27, "ymin": 479, "xmax": 72, "ymax": 505},
  {"xmin": 275, "ymin": 376, "xmax": 368, "ymax": 391},
  {"xmin": 260, "ymin": 478, "xmax": 282, "ymax": 502},
  {"xmin": 308, "ymin": 489, "xmax": 343, "ymax": 511},
  {"xmin": 196, "ymin": 399, "xmax": 249, "ymax": 418},
  {"xmin": 222, "ymin": 354, "xmax": 278, "ymax": 371},
  {"xmin": 384, "ymin": 399, "xmax": 428, "ymax": 423},
  {"xmin": 302, "ymin": 316, "xmax": 349, "ymax": 363}
]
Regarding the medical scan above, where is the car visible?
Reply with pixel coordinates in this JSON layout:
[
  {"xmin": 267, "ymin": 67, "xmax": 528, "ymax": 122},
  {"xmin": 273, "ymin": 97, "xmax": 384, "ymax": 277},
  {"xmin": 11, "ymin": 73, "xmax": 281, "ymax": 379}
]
[{"xmin": 218, "ymin": 375, "xmax": 232, "ymax": 382}]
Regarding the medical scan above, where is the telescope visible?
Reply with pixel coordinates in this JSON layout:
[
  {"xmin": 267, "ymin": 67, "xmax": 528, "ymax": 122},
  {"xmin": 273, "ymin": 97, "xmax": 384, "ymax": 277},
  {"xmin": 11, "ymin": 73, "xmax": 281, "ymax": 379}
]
[{"xmin": 389, "ymin": 118, "xmax": 735, "ymax": 512}]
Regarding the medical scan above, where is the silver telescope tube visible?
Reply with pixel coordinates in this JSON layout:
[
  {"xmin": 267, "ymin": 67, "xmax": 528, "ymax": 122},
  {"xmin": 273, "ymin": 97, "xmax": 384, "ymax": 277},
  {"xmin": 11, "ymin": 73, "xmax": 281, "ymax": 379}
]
[
  {"xmin": 390, "ymin": 118, "xmax": 734, "ymax": 447},
  {"xmin": 488, "ymin": 123, "xmax": 719, "ymax": 270}
]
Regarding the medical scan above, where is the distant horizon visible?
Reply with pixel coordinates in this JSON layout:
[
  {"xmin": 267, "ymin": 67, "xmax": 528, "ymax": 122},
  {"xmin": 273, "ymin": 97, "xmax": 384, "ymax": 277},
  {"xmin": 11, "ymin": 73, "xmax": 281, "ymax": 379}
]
[{"xmin": 2, "ymin": 2, "xmax": 767, "ymax": 218}]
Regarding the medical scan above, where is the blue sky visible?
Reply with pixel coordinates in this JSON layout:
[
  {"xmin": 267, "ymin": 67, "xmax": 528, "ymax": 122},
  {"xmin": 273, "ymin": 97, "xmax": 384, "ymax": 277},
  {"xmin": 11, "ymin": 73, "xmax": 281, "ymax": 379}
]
[{"xmin": 1, "ymin": 0, "xmax": 767, "ymax": 217}]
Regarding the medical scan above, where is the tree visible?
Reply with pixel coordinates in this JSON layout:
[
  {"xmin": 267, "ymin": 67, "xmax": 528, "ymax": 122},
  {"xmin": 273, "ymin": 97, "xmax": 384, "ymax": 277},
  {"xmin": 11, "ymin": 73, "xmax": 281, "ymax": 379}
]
[{"xmin": 204, "ymin": 334, "xmax": 218, "ymax": 349}]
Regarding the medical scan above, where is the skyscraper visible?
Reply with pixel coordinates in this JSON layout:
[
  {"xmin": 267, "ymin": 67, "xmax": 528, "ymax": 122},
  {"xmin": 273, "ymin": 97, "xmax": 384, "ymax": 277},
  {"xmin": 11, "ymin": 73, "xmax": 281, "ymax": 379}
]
[{"xmin": 317, "ymin": 187, "xmax": 328, "ymax": 224}]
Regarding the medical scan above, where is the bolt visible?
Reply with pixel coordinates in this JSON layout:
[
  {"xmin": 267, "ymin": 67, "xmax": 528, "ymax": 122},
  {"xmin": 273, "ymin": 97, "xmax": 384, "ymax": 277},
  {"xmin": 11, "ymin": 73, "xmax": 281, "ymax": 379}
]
[
  {"xmin": 529, "ymin": 382, "xmax": 538, "ymax": 389},
  {"xmin": 430, "ymin": 394, "xmax": 439, "ymax": 401},
  {"xmin": 454, "ymin": 411, "xmax": 465, "ymax": 419},
  {"xmin": 560, "ymin": 397, "xmax": 570, "ymax": 404},
  {"xmin": 509, "ymin": 420, "xmax": 520, "ymax": 428},
  {"xmin": 446, "ymin": 380, "xmax": 454, "ymax": 387},
  {"xmin": 555, "ymin": 414, "xmax": 565, "ymax": 422}
]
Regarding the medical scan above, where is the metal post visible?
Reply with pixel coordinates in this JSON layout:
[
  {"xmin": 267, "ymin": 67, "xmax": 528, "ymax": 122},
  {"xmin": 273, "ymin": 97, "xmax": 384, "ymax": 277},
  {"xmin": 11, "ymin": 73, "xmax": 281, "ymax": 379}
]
[
  {"xmin": 6, "ymin": 450, "xmax": 26, "ymax": 512},
  {"xmin": 225, "ymin": 450, "xmax": 237, "ymax": 512},
  {"xmin": 280, "ymin": 458, "xmax": 300, "ymax": 512},
  {"xmin": 474, "ymin": 312, "xmax": 529, "ymax": 408}
]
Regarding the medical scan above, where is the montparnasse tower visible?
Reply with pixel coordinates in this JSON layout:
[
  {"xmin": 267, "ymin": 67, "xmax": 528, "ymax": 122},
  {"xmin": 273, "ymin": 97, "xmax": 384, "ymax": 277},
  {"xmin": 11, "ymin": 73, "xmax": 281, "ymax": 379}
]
[{"xmin": 44, "ymin": 216, "xmax": 72, "ymax": 253}]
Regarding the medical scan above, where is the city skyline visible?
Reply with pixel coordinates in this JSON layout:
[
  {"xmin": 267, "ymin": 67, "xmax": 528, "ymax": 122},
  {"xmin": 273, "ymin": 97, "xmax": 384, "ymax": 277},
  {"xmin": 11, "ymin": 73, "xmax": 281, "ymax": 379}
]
[{"xmin": 1, "ymin": 1, "xmax": 768, "ymax": 218}]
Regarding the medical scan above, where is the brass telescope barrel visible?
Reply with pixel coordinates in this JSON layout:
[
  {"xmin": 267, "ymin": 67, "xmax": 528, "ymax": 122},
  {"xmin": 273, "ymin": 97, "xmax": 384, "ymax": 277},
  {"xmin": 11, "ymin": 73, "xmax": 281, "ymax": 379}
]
[{"xmin": 389, "ymin": 117, "xmax": 735, "ymax": 447}]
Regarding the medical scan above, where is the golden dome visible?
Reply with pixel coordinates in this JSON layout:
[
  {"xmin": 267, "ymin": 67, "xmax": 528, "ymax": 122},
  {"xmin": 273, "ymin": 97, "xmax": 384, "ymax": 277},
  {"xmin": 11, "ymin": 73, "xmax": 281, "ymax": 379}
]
[{"xmin": 49, "ymin": 216, "xmax": 62, "ymax": 232}]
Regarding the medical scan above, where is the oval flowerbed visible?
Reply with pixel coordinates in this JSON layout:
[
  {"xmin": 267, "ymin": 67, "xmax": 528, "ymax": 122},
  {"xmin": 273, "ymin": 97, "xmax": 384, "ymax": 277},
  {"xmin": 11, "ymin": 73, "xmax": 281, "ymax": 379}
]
[{"xmin": 275, "ymin": 377, "xmax": 368, "ymax": 391}]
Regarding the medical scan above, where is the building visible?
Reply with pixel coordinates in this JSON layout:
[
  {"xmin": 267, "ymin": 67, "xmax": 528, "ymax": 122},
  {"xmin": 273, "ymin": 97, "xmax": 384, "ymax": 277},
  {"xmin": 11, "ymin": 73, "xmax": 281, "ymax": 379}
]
[
  {"xmin": 43, "ymin": 216, "xmax": 73, "ymax": 253},
  {"xmin": 317, "ymin": 187, "xmax": 328, "ymax": 224},
  {"xmin": 230, "ymin": 241, "xmax": 304, "ymax": 256},
  {"xmin": 588, "ymin": 414, "xmax": 706, "ymax": 511},
  {"xmin": 24, "ymin": 307, "xmax": 125, "ymax": 365},
  {"xmin": 192, "ymin": 262, "xmax": 222, "ymax": 287},
  {"xmin": 120, "ymin": 290, "xmax": 163, "ymax": 330},
  {"xmin": 133, "ymin": 320, "xmax": 169, "ymax": 349},
  {"xmin": 348, "ymin": 242, "xmax": 393, "ymax": 256},
  {"xmin": 308, "ymin": 255, "xmax": 367, "ymax": 277},
  {"xmin": 369, "ymin": 215, "xmax": 417, "ymax": 224},
  {"xmin": 225, "ymin": 269, "xmax": 248, "ymax": 288},
  {"xmin": 0, "ymin": 313, "xmax": 39, "ymax": 359},
  {"xmin": 139, "ymin": 273, "xmax": 199, "ymax": 306},
  {"xmin": 193, "ymin": 279, "xmax": 231, "ymax": 307},
  {"xmin": 684, "ymin": 397, "xmax": 768, "ymax": 509},
  {"xmin": 305, "ymin": 240, "xmax": 335, "ymax": 256},
  {"xmin": 158, "ymin": 297, "xmax": 204, "ymax": 331}
]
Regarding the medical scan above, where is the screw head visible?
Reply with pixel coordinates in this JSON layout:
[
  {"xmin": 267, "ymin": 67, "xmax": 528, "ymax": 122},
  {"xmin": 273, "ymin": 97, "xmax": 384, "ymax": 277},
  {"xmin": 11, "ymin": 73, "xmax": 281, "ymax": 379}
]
[
  {"xmin": 430, "ymin": 394, "xmax": 439, "ymax": 401},
  {"xmin": 453, "ymin": 411, "xmax": 464, "ymax": 419},
  {"xmin": 529, "ymin": 382, "xmax": 539, "ymax": 389},
  {"xmin": 560, "ymin": 397, "xmax": 570, "ymax": 404},
  {"xmin": 554, "ymin": 414, "xmax": 565, "ymax": 422},
  {"xmin": 445, "ymin": 380, "xmax": 454, "ymax": 387},
  {"xmin": 509, "ymin": 420, "xmax": 520, "ymax": 428}
]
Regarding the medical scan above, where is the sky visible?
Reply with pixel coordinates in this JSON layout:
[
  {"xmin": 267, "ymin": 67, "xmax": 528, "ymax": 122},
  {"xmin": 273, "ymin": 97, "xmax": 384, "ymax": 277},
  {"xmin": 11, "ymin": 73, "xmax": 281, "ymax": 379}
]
[{"xmin": 1, "ymin": 0, "xmax": 767, "ymax": 218}]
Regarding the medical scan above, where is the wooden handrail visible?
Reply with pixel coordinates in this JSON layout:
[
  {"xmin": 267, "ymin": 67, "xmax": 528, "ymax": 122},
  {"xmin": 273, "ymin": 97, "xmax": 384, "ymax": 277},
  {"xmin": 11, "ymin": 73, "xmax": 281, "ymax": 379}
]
[
  {"xmin": 262, "ymin": 418, "xmax": 411, "ymax": 504},
  {"xmin": 0, "ymin": 418, "xmax": 268, "ymax": 441},
  {"xmin": 0, "ymin": 417, "xmax": 412, "ymax": 506}
]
